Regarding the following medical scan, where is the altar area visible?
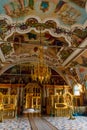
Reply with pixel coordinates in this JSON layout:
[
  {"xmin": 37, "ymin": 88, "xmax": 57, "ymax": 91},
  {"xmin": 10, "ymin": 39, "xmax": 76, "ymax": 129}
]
[
  {"xmin": 0, "ymin": 83, "xmax": 87, "ymax": 130},
  {"xmin": 23, "ymin": 108, "xmax": 41, "ymax": 117},
  {"xmin": 0, "ymin": 82, "xmax": 86, "ymax": 120}
]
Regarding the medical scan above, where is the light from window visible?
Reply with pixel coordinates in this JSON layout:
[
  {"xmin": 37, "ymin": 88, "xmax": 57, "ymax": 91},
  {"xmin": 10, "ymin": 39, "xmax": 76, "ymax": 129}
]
[{"xmin": 74, "ymin": 84, "xmax": 81, "ymax": 96}]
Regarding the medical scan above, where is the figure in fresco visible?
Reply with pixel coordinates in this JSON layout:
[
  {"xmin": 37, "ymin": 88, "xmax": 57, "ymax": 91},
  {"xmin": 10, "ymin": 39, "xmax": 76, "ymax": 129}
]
[
  {"xmin": 19, "ymin": 0, "xmax": 34, "ymax": 9},
  {"xmin": 3, "ymin": 4, "xmax": 12, "ymax": 16},
  {"xmin": 69, "ymin": 0, "xmax": 86, "ymax": 8},
  {"xmin": 3, "ymin": 0, "xmax": 20, "ymax": 16},
  {"xmin": 3, "ymin": 0, "xmax": 35, "ymax": 17},
  {"xmin": 27, "ymin": 32, "xmax": 37, "ymax": 40},
  {"xmin": 2, "ymin": 0, "xmax": 13, "ymax": 16},
  {"xmin": 24, "ymin": 0, "xmax": 29, "ymax": 7},
  {"xmin": 18, "ymin": 0, "xmax": 25, "ymax": 11},
  {"xmin": 29, "ymin": 0, "xmax": 34, "ymax": 10},
  {"xmin": 40, "ymin": 1, "xmax": 49, "ymax": 12},
  {"xmin": 54, "ymin": 0, "xmax": 81, "ymax": 25},
  {"xmin": 45, "ymin": 33, "xmax": 54, "ymax": 41},
  {"xmin": 81, "ymin": 56, "xmax": 87, "ymax": 66},
  {"xmin": 54, "ymin": 0, "xmax": 66, "ymax": 13},
  {"xmin": 10, "ymin": 0, "xmax": 20, "ymax": 15},
  {"xmin": 71, "ymin": 34, "xmax": 82, "ymax": 46},
  {"xmin": 51, "ymin": 0, "xmax": 58, "ymax": 4}
]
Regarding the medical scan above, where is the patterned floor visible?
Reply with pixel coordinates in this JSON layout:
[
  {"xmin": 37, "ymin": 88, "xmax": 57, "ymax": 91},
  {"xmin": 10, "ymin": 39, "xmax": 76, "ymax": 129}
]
[
  {"xmin": 44, "ymin": 116, "xmax": 87, "ymax": 130},
  {"xmin": 0, "ymin": 117, "xmax": 31, "ymax": 130},
  {"xmin": 28, "ymin": 117, "xmax": 57, "ymax": 130},
  {"xmin": 0, "ymin": 116, "xmax": 87, "ymax": 130}
]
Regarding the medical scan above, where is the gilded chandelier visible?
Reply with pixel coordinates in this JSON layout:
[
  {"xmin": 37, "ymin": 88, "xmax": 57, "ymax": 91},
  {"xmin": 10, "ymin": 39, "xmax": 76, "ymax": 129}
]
[
  {"xmin": 31, "ymin": 46, "xmax": 51, "ymax": 84},
  {"xmin": 31, "ymin": 27, "xmax": 51, "ymax": 83}
]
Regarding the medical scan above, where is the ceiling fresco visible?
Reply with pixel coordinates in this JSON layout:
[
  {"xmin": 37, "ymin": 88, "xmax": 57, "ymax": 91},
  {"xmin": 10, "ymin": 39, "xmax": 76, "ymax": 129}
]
[
  {"xmin": 72, "ymin": 50, "xmax": 87, "ymax": 67},
  {"xmin": 0, "ymin": 0, "xmax": 86, "ymax": 26},
  {"xmin": 0, "ymin": 0, "xmax": 87, "ymax": 84}
]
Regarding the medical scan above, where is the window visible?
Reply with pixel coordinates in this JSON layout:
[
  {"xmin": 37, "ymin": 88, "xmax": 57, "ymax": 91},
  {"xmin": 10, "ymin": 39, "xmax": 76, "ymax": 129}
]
[{"xmin": 74, "ymin": 84, "xmax": 82, "ymax": 96}]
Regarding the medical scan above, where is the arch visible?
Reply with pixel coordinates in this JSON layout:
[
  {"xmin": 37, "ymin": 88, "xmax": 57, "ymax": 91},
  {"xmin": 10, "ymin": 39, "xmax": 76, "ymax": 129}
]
[{"xmin": 0, "ymin": 58, "xmax": 68, "ymax": 85}]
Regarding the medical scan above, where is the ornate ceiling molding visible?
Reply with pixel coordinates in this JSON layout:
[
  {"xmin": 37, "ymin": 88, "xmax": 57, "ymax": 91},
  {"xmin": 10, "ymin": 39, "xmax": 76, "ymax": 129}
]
[{"xmin": 0, "ymin": 16, "xmax": 86, "ymax": 45}]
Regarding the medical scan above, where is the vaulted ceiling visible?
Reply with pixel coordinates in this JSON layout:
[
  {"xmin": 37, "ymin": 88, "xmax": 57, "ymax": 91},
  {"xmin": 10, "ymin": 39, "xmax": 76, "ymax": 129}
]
[{"xmin": 0, "ymin": 0, "xmax": 87, "ymax": 84}]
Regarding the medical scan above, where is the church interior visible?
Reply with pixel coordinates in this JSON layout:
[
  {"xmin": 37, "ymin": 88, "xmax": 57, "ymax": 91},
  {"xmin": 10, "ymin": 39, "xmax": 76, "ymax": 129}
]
[{"xmin": 0, "ymin": 0, "xmax": 87, "ymax": 129}]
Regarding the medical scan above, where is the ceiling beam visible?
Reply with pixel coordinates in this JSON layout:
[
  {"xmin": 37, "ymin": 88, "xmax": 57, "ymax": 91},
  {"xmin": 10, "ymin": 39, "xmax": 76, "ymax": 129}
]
[{"xmin": 62, "ymin": 38, "xmax": 87, "ymax": 67}]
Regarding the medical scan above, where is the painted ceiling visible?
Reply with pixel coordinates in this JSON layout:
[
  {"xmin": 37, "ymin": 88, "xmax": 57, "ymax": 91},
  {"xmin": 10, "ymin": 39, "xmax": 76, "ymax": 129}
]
[{"xmin": 0, "ymin": 0, "xmax": 87, "ymax": 83}]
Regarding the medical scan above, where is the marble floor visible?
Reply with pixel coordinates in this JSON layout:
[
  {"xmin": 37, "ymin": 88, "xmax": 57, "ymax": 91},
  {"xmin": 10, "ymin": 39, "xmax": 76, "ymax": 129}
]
[
  {"xmin": 0, "ymin": 116, "xmax": 87, "ymax": 130},
  {"xmin": 0, "ymin": 117, "xmax": 31, "ymax": 130},
  {"xmin": 44, "ymin": 116, "xmax": 87, "ymax": 130}
]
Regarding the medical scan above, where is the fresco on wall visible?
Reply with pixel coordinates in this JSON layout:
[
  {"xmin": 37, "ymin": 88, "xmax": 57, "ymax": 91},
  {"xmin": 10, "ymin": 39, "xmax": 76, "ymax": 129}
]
[
  {"xmin": 69, "ymin": 0, "xmax": 86, "ymax": 8},
  {"xmin": 6, "ymin": 31, "xmax": 71, "ymax": 59},
  {"xmin": 71, "ymin": 28, "xmax": 87, "ymax": 47},
  {"xmin": 73, "ymin": 50, "xmax": 87, "ymax": 67},
  {"xmin": 70, "ymin": 49, "xmax": 87, "ymax": 88},
  {"xmin": 76, "ymin": 66, "xmax": 87, "ymax": 89},
  {"xmin": 1, "ymin": 42, "xmax": 14, "ymax": 56}
]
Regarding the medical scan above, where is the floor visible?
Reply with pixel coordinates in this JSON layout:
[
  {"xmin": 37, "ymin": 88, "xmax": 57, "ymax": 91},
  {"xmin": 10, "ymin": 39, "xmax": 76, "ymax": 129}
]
[
  {"xmin": 44, "ymin": 116, "xmax": 87, "ymax": 130},
  {"xmin": 0, "ymin": 115, "xmax": 87, "ymax": 130},
  {"xmin": 0, "ymin": 117, "xmax": 31, "ymax": 130},
  {"xmin": 28, "ymin": 116, "xmax": 57, "ymax": 130}
]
